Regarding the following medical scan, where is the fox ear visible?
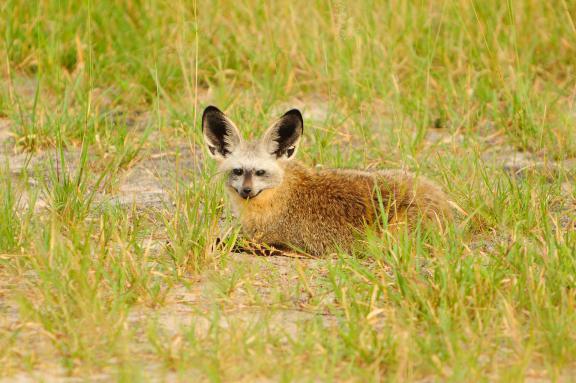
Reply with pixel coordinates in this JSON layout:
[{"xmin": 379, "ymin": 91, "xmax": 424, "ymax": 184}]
[
  {"xmin": 202, "ymin": 106, "xmax": 242, "ymax": 160},
  {"xmin": 262, "ymin": 109, "xmax": 303, "ymax": 160}
]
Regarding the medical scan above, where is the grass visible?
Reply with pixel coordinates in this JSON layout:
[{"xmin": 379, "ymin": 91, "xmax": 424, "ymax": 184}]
[{"xmin": 0, "ymin": 0, "xmax": 575, "ymax": 381}]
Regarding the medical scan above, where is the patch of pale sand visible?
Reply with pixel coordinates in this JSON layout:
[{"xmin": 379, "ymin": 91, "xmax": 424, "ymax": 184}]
[
  {"xmin": 94, "ymin": 252, "xmax": 339, "ymax": 380},
  {"xmin": 479, "ymin": 143, "xmax": 576, "ymax": 178},
  {"xmin": 1, "ymin": 77, "xmax": 42, "ymax": 103},
  {"xmin": 127, "ymin": 252, "xmax": 337, "ymax": 342},
  {"xmin": 425, "ymin": 129, "xmax": 465, "ymax": 147},
  {"xmin": 0, "ymin": 276, "xmax": 23, "ymax": 326},
  {"xmin": 12, "ymin": 186, "xmax": 48, "ymax": 213},
  {"xmin": 270, "ymin": 95, "xmax": 331, "ymax": 123},
  {"xmin": 1, "ymin": 145, "xmax": 203, "ymax": 216},
  {"xmin": 0, "ymin": 149, "xmax": 84, "ymax": 214},
  {"xmin": 1, "ymin": 149, "xmax": 82, "ymax": 176},
  {"xmin": 106, "ymin": 142, "xmax": 202, "ymax": 208},
  {"xmin": 0, "ymin": 118, "xmax": 13, "ymax": 147},
  {"xmin": 112, "ymin": 161, "xmax": 170, "ymax": 209},
  {"xmin": 0, "ymin": 266, "xmax": 64, "ymax": 380}
]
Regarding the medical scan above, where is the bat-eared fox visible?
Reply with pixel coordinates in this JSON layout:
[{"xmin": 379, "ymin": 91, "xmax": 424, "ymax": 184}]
[{"xmin": 202, "ymin": 105, "xmax": 453, "ymax": 257}]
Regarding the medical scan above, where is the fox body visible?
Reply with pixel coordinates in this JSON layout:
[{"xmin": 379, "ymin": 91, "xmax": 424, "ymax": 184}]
[{"xmin": 202, "ymin": 106, "xmax": 452, "ymax": 256}]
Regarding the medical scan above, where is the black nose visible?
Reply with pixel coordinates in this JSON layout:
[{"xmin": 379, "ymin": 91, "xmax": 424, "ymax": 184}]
[{"xmin": 240, "ymin": 187, "xmax": 252, "ymax": 198}]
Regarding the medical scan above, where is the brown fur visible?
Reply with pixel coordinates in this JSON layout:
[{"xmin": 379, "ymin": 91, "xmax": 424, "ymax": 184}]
[
  {"xmin": 202, "ymin": 105, "xmax": 452, "ymax": 257},
  {"xmin": 229, "ymin": 161, "xmax": 452, "ymax": 257}
]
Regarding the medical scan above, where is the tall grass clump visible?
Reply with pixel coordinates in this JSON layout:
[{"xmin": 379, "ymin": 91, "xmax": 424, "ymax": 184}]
[
  {"xmin": 0, "ymin": 174, "xmax": 20, "ymax": 252},
  {"xmin": 0, "ymin": 0, "xmax": 575, "ymax": 380}
]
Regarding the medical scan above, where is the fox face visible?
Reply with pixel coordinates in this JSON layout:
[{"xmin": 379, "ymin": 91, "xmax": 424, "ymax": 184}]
[{"xmin": 202, "ymin": 106, "xmax": 303, "ymax": 199}]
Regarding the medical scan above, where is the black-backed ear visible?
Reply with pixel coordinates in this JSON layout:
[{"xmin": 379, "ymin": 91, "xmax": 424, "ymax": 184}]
[
  {"xmin": 202, "ymin": 106, "xmax": 242, "ymax": 161},
  {"xmin": 262, "ymin": 109, "xmax": 303, "ymax": 160}
]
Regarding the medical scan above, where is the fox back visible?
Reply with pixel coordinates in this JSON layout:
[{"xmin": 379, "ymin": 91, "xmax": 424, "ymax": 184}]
[{"xmin": 202, "ymin": 106, "xmax": 452, "ymax": 256}]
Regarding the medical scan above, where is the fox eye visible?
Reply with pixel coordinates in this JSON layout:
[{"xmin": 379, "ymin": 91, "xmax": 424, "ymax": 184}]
[
  {"xmin": 232, "ymin": 168, "xmax": 243, "ymax": 176},
  {"xmin": 255, "ymin": 170, "xmax": 266, "ymax": 176}
]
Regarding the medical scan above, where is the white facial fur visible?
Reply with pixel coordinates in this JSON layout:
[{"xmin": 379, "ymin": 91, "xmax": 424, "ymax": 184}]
[
  {"xmin": 220, "ymin": 142, "xmax": 285, "ymax": 199},
  {"xmin": 202, "ymin": 106, "xmax": 303, "ymax": 200}
]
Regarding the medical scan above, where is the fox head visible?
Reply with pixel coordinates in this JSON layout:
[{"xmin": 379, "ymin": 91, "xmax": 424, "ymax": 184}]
[{"xmin": 202, "ymin": 106, "xmax": 303, "ymax": 200}]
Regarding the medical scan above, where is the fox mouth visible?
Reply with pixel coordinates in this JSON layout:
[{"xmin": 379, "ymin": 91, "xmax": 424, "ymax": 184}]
[
  {"xmin": 227, "ymin": 185, "xmax": 263, "ymax": 200},
  {"xmin": 239, "ymin": 190, "xmax": 261, "ymax": 200}
]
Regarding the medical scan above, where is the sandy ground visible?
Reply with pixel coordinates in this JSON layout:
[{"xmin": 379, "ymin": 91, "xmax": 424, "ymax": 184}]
[{"xmin": 1, "ymin": 97, "xmax": 575, "ymax": 381}]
